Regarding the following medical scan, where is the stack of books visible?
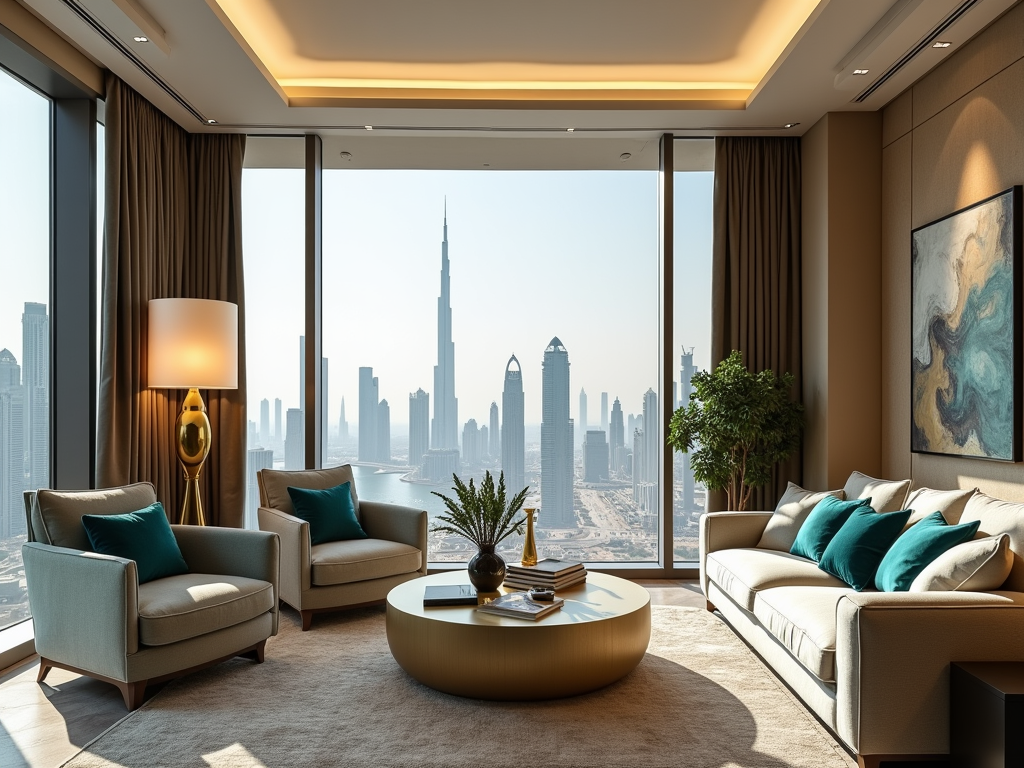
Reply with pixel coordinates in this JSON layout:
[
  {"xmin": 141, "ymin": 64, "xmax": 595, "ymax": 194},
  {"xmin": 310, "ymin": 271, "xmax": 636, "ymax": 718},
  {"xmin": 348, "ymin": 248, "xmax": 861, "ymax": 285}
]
[
  {"xmin": 503, "ymin": 558, "xmax": 587, "ymax": 591},
  {"xmin": 476, "ymin": 592, "xmax": 564, "ymax": 621}
]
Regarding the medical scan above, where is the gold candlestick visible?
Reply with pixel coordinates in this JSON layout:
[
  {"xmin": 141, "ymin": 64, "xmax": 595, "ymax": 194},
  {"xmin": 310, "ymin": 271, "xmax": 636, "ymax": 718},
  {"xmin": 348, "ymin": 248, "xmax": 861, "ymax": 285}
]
[{"xmin": 521, "ymin": 508, "xmax": 538, "ymax": 567}]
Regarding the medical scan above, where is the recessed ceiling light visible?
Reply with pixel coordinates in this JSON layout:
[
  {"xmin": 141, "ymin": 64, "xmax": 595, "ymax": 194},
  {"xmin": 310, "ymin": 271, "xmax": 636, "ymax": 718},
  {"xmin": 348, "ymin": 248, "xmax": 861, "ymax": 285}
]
[
  {"xmin": 339, "ymin": 151, "xmax": 352, "ymax": 160},
  {"xmin": 567, "ymin": 128, "xmax": 575, "ymax": 133},
  {"xmin": 619, "ymin": 152, "xmax": 631, "ymax": 161},
  {"xmin": 853, "ymin": 68, "xmax": 870, "ymax": 75},
  {"xmin": 783, "ymin": 123, "xmax": 800, "ymax": 129},
  {"xmin": 133, "ymin": 36, "xmax": 148, "ymax": 43},
  {"xmin": 483, "ymin": 163, "xmax": 491, "ymax": 167},
  {"xmin": 364, "ymin": 125, "xmax": 373, "ymax": 131},
  {"xmin": 933, "ymin": 41, "xmax": 952, "ymax": 48},
  {"xmin": 207, "ymin": 119, "xmax": 217, "ymax": 124}
]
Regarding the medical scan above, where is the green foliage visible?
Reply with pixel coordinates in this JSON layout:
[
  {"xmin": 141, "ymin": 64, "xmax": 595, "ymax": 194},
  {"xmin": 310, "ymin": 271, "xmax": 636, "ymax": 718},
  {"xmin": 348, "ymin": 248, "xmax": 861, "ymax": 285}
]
[
  {"xmin": 429, "ymin": 471, "xmax": 530, "ymax": 548},
  {"xmin": 667, "ymin": 350, "xmax": 803, "ymax": 511}
]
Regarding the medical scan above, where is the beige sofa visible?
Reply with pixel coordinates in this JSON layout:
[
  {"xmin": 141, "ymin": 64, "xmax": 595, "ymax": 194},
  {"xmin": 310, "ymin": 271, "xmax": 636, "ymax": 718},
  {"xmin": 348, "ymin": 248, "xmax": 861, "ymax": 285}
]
[{"xmin": 700, "ymin": 475, "xmax": 1024, "ymax": 768}]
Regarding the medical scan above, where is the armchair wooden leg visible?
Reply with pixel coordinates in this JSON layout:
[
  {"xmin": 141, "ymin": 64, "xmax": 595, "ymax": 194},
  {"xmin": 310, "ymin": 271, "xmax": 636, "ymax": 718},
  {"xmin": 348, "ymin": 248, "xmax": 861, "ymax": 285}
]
[
  {"xmin": 36, "ymin": 658, "xmax": 53, "ymax": 684},
  {"xmin": 118, "ymin": 680, "xmax": 147, "ymax": 711},
  {"xmin": 300, "ymin": 610, "xmax": 313, "ymax": 631},
  {"xmin": 238, "ymin": 640, "xmax": 266, "ymax": 663},
  {"xmin": 706, "ymin": 600, "xmax": 716, "ymax": 613}
]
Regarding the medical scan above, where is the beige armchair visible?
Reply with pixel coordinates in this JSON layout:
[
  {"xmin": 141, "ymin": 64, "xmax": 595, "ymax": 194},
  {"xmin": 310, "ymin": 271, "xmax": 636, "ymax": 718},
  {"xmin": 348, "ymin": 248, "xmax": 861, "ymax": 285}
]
[
  {"xmin": 22, "ymin": 483, "xmax": 279, "ymax": 710},
  {"xmin": 257, "ymin": 464, "xmax": 427, "ymax": 630}
]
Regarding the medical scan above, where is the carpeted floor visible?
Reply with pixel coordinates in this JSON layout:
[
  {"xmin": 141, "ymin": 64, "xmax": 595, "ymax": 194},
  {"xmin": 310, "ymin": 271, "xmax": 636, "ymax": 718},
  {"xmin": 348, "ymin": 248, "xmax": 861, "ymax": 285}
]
[{"xmin": 62, "ymin": 605, "xmax": 855, "ymax": 768}]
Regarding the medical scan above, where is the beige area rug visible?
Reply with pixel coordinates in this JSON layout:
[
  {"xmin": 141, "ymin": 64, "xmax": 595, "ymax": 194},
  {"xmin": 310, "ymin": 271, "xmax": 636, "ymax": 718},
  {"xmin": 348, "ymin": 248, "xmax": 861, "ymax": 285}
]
[{"xmin": 63, "ymin": 605, "xmax": 854, "ymax": 768}]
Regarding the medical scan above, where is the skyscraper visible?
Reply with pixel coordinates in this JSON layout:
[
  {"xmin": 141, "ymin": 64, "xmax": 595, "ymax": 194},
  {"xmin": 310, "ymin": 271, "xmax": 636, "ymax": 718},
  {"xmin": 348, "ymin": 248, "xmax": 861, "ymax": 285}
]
[
  {"xmin": 0, "ymin": 349, "xmax": 24, "ymax": 539},
  {"xmin": 479, "ymin": 425, "xmax": 489, "ymax": 459},
  {"xmin": 501, "ymin": 354, "xmax": 525, "ymax": 495},
  {"xmin": 541, "ymin": 338, "xmax": 574, "ymax": 529},
  {"xmin": 22, "ymin": 302, "xmax": 48, "ymax": 491},
  {"xmin": 358, "ymin": 367, "xmax": 378, "ymax": 462},
  {"xmin": 488, "ymin": 402, "xmax": 499, "ymax": 459},
  {"xmin": 377, "ymin": 399, "xmax": 391, "ymax": 462},
  {"xmin": 409, "ymin": 388, "xmax": 430, "ymax": 467},
  {"xmin": 610, "ymin": 396, "xmax": 625, "ymax": 474},
  {"xmin": 431, "ymin": 207, "xmax": 459, "ymax": 451},
  {"xmin": 680, "ymin": 348, "xmax": 698, "ymax": 510},
  {"xmin": 462, "ymin": 418, "xmax": 481, "ymax": 465},
  {"xmin": 259, "ymin": 398, "xmax": 270, "ymax": 447},
  {"xmin": 284, "ymin": 408, "xmax": 303, "ymax": 469},
  {"xmin": 583, "ymin": 430, "xmax": 609, "ymax": 483},
  {"xmin": 339, "ymin": 397, "xmax": 348, "ymax": 442},
  {"xmin": 578, "ymin": 388, "xmax": 588, "ymax": 447},
  {"xmin": 632, "ymin": 389, "xmax": 660, "ymax": 515},
  {"xmin": 245, "ymin": 447, "xmax": 273, "ymax": 529},
  {"xmin": 600, "ymin": 392, "xmax": 609, "ymax": 436}
]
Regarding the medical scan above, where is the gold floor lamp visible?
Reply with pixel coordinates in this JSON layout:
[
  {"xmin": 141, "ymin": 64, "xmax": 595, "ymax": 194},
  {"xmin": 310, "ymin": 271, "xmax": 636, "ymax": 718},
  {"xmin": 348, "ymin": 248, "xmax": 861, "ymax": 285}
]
[{"xmin": 148, "ymin": 298, "xmax": 238, "ymax": 526}]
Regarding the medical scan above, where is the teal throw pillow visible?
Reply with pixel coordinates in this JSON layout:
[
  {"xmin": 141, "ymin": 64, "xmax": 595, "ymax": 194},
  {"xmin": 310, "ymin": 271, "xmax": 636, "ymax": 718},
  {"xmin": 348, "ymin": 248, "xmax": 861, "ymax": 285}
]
[
  {"xmin": 874, "ymin": 511, "xmax": 981, "ymax": 592},
  {"xmin": 81, "ymin": 502, "xmax": 189, "ymax": 584},
  {"xmin": 818, "ymin": 506, "xmax": 912, "ymax": 591},
  {"xmin": 790, "ymin": 496, "xmax": 871, "ymax": 563},
  {"xmin": 286, "ymin": 481, "xmax": 367, "ymax": 545}
]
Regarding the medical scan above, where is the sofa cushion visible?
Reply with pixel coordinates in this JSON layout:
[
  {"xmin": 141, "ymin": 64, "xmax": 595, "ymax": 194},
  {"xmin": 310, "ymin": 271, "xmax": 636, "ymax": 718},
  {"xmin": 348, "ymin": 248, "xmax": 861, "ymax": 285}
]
[
  {"xmin": 959, "ymin": 492, "xmax": 1024, "ymax": 591},
  {"xmin": 910, "ymin": 533, "xmax": 1014, "ymax": 592},
  {"xmin": 310, "ymin": 538, "xmax": 422, "ymax": 586},
  {"xmin": 138, "ymin": 573, "xmax": 274, "ymax": 646},
  {"xmin": 287, "ymin": 481, "xmax": 367, "ymax": 545},
  {"xmin": 757, "ymin": 482, "xmax": 845, "ymax": 552},
  {"xmin": 258, "ymin": 465, "xmax": 360, "ymax": 519},
  {"xmin": 32, "ymin": 482, "xmax": 158, "ymax": 551},
  {"xmin": 904, "ymin": 487, "xmax": 977, "ymax": 527},
  {"xmin": 875, "ymin": 511, "xmax": 980, "ymax": 592},
  {"xmin": 753, "ymin": 586, "xmax": 853, "ymax": 682},
  {"xmin": 705, "ymin": 548, "xmax": 848, "ymax": 612},
  {"xmin": 82, "ymin": 501, "xmax": 190, "ymax": 584},
  {"xmin": 790, "ymin": 496, "xmax": 871, "ymax": 563},
  {"xmin": 819, "ymin": 506, "xmax": 912, "ymax": 591},
  {"xmin": 844, "ymin": 471, "xmax": 911, "ymax": 513}
]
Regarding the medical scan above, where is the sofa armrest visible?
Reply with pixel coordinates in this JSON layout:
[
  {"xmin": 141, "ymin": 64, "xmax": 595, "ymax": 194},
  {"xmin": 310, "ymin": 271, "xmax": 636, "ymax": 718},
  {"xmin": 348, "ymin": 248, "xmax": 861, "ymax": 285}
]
[
  {"xmin": 171, "ymin": 526, "xmax": 281, "ymax": 635},
  {"xmin": 698, "ymin": 511, "xmax": 773, "ymax": 597},
  {"xmin": 22, "ymin": 542, "xmax": 139, "ymax": 679},
  {"xmin": 360, "ymin": 501, "xmax": 428, "ymax": 573},
  {"xmin": 257, "ymin": 507, "xmax": 310, "ymax": 604},
  {"xmin": 835, "ymin": 590, "xmax": 1024, "ymax": 756}
]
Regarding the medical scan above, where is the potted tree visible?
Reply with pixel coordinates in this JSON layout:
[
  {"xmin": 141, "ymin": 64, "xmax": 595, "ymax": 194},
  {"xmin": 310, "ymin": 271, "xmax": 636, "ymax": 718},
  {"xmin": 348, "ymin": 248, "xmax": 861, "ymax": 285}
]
[
  {"xmin": 668, "ymin": 350, "xmax": 803, "ymax": 511},
  {"xmin": 431, "ymin": 471, "xmax": 529, "ymax": 591}
]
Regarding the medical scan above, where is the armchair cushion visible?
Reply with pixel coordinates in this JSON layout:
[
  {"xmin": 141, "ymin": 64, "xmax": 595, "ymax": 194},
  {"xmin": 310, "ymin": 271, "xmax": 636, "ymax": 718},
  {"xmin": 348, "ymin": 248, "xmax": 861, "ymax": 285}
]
[
  {"xmin": 82, "ymin": 502, "xmax": 189, "ymax": 584},
  {"xmin": 287, "ymin": 482, "xmax": 367, "ymax": 544},
  {"xmin": 259, "ymin": 465, "xmax": 360, "ymax": 519},
  {"xmin": 32, "ymin": 482, "xmax": 158, "ymax": 550},
  {"xmin": 310, "ymin": 539, "xmax": 422, "ymax": 586},
  {"xmin": 138, "ymin": 573, "xmax": 274, "ymax": 646}
]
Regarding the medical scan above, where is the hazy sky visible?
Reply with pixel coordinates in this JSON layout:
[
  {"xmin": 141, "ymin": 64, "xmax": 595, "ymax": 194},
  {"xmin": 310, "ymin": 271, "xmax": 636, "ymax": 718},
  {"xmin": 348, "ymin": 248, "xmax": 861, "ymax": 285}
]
[
  {"xmin": 0, "ymin": 69, "xmax": 50, "ymax": 367},
  {"xmin": 243, "ymin": 165, "xmax": 713, "ymax": 431}
]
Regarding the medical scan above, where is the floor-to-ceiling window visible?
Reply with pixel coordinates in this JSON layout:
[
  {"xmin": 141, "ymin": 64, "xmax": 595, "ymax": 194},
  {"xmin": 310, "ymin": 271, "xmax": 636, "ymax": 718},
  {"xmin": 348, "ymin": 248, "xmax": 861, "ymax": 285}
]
[
  {"xmin": 0, "ymin": 67, "xmax": 51, "ymax": 631},
  {"xmin": 240, "ymin": 138, "xmax": 305, "ymax": 529}
]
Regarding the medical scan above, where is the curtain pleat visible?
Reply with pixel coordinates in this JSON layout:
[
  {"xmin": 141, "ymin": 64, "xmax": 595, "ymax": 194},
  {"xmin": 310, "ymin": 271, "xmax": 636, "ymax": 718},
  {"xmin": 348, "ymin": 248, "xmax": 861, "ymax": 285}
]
[
  {"xmin": 711, "ymin": 136, "xmax": 802, "ymax": 511},
  {"xmin": 97, "ymin": 74, "xmax": 247, "ymax": 527}
]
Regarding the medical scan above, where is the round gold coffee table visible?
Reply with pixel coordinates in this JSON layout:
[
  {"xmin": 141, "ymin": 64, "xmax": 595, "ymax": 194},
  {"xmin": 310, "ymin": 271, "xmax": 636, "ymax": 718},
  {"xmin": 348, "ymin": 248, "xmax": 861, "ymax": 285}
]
[{"xmin": 385, "ymin": 570, "xmax": 651, "ymax": 700}]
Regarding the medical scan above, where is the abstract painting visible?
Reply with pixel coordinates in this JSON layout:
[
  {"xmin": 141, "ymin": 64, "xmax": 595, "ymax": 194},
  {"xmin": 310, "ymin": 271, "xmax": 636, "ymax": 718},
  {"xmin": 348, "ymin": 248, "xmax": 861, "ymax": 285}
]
[{"xmin": 911, "ymin": 187, "xmax": 1022, "ymax": 461}]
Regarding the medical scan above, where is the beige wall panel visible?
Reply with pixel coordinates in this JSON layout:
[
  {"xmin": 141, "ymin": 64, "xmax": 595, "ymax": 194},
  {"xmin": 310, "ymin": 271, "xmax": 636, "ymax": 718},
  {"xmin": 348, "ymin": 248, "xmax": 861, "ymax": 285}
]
[
  {"xmin": 912, "ymin": 453, "xmax": 1024, "ymax": 501},
  {"xmin": 826, "ymin": 112, "xmax": 882, "ymax": 487},
  {"xmin": 880, "ymin": 135, "xmax": 912, "ymax": 481},
  {"xmin": 912, "ymin": 56, "xmax": 1024, "ymax": 229},
  {"xmin": 913, "ymin": 1, "xmax": 1024, "ymax": 128},
  {"xmin": 882, "ymin": 90, "xmax": 913, "ymax": 148},
  {"xmin": 802, "ymin": 115, "xmax": 830, "ymax": 490}
]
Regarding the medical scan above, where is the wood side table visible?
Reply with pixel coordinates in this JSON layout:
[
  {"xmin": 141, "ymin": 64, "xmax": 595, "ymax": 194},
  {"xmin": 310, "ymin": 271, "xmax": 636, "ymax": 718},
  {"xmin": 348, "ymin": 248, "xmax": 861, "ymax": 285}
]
[{"xmin": 950, "ymin": 662, "xmax": 1024, "ymax": 768}]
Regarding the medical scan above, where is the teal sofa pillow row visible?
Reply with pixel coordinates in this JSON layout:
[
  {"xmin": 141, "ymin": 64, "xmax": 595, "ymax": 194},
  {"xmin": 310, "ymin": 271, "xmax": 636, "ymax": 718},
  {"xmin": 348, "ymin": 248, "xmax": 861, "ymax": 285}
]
[
  {"xmin": 81, "ymin": 501, "xmax": 190, "ymax": 584},
  {"xmin": 875, "ymin": 511, "xmax": 981, "ymax": 591},
  {"xmin": 286, "ymin": 481, "xmax": 368, "ymax": 545},
  {"xmin": 818, "ymin": 505, "xmax": 912, "ymax": 591},
  {"xmin": 790, "ymin": 496, "xmax": 872, "ymax": 563}
]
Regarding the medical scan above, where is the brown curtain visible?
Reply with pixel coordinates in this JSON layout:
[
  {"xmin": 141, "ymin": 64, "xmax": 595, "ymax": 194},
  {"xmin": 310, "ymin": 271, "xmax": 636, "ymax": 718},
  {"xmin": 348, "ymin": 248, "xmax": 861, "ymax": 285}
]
[
  {"xmin": 711, "ymin": 136, "xmax": 802, "ymax": 511},
  {"xmin": 97, "ymin": 74, "xmax": 247, "ymax": 527}
]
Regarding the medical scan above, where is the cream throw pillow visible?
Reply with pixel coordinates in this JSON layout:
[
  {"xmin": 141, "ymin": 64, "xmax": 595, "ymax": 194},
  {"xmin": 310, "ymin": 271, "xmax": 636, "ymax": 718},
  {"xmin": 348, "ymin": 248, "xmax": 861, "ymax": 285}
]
[
  {"xmin": 844, "ymin": 471, "xmax": 911, "ymax": 513},
  {"xmin": 909, "ymin": 534, "xmax": 1013, "ymax": 592},
  {"xmin": 904, "ymin": 487, "xmax": 977, "ymax": 527},
  {"xmin": 756, "ymin": 482, "xmax": 845, "ymax": 551}
]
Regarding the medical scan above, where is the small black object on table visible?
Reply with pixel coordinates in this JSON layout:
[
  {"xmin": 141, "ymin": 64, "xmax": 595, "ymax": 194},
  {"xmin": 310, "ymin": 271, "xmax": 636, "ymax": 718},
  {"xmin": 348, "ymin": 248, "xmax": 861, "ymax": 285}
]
[{"xmin": 950, "ymin": 662, "xmax": 1024, "ymax": 768}]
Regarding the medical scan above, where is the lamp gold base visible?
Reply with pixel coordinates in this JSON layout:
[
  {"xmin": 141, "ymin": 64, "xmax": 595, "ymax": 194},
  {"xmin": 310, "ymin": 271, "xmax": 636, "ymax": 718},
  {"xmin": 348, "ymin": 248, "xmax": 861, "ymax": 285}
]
[{"xmin": 176, "ymin": 387, "xmax": 211, "ymax": 526}]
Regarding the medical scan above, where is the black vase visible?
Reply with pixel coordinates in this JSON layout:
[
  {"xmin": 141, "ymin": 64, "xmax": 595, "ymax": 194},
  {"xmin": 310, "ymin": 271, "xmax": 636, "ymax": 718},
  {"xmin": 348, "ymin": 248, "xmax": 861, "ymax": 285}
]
[{"xmin": 467, "ymin": 544, "xmax": 506, "ymax": 592}]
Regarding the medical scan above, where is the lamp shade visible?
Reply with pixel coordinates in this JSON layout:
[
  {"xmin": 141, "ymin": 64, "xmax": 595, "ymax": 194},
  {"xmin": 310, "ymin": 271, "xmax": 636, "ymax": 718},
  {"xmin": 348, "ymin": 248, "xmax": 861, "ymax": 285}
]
[{"xmin": 148, "ymin": 298, "xmax": 238, "ymax": 389}]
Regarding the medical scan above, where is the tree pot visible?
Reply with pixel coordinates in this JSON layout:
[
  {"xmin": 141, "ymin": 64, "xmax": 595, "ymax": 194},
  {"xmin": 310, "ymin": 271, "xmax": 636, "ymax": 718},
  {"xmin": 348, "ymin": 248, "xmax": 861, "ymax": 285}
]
[{"xmin": 467, "ymin": 544, "xmax": 506, "ymax": 592}]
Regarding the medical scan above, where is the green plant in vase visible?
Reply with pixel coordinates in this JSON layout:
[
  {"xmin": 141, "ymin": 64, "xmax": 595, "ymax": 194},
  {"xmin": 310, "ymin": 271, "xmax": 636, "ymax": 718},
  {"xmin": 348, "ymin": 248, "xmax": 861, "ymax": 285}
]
[{"xmin": 431, "ymin": 470, "xmax": 530, "ymax": 592}]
